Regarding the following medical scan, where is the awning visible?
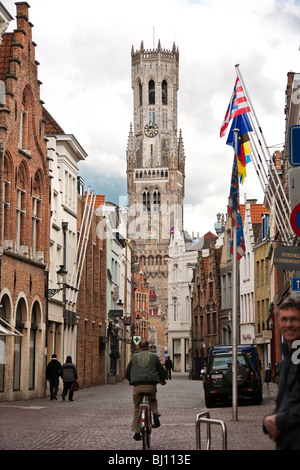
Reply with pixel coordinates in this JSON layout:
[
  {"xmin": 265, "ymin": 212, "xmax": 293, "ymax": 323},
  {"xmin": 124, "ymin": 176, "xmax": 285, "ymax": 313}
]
[{"xmin": 0, "ymin": 319, "xmax": 23, "ymax": 336}]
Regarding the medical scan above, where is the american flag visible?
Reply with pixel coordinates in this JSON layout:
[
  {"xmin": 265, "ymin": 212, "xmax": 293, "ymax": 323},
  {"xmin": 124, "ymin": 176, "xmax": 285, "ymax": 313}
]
[{"xmin": 220, "ymin": 76, "xmax": 251, "ymax": 138}]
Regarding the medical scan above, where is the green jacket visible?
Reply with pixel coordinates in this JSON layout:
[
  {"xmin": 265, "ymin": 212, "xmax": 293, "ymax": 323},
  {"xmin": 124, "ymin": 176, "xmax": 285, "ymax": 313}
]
[{"xmin": 126, "ymin": 350, "xmax": 166, "ymax": 385}]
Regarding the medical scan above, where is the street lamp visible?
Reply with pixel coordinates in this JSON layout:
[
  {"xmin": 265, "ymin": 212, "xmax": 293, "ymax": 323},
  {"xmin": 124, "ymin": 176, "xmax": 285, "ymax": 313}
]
[{"xmin": 48, "ymin": 265, "xmax": 77, "ymax": 298}]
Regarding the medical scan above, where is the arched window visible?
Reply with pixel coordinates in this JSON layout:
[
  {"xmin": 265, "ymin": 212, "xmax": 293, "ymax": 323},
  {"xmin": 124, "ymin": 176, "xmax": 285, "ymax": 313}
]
[
  {"xmin": 13, "ymin": 301, "xmax": 24, "ymax": 391},
  {"xmin": 3, "ymin": 154, "xmax": 12, "ymax": 241},
  {"xmin": 29, "ymin": 304, "xmax": 38, "ymax": 390},
  {"xmin": 143, "ymin": 190, "xmax": 150, "ymax": 212},
  {"xmin": 139, "ymin": 80, "xmax": 143, "ymax": 106},
  {"xmin": 153, "ymin": 189, "xmax": 161, "ymax": 212},
  {"xmin": 16, "ymin": 162, "xmax": 28, "ymax": 253},
  {"xmin": 162, "ymin": 80, "xmax": 168, "ymax": 105},
  {"xmin": 148, "ymin": 79, "xmax": 155, "ymax": 105},
  {"xmin": 19, "ymin": 88, "xmax": 31, "ymax": 153}
]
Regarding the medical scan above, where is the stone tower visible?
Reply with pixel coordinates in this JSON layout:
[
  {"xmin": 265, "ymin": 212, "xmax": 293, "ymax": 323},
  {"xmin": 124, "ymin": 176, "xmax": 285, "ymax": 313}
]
[{"xmin": 127, "ymin": 40, "xmax": 186, "ymax": 359}]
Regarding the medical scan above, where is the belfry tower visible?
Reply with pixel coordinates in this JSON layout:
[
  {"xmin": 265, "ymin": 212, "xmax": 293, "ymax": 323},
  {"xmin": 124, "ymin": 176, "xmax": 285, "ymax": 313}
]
[{"xmin": 127, "ymin": 40, "xmax": 186, "ymax": 357}]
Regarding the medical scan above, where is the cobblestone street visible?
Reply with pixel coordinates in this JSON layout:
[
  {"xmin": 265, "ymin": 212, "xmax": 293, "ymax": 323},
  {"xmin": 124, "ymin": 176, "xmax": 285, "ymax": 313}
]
[{"xmin": 0, "ymin": 377, "xmax": 277, "ymax": 455}]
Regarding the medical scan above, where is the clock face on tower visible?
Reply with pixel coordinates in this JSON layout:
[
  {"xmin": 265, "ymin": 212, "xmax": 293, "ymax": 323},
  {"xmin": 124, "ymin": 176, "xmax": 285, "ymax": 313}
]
[{"xmin": 144, "ymin": 122, "xmax": 159, "ymax": 138}]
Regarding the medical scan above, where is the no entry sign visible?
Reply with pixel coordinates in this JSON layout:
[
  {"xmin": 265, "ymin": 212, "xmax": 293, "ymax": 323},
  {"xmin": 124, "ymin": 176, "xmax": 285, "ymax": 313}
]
[{"xmin": 290, "ymin": 202, "xmax": 300, "ymax": 237}]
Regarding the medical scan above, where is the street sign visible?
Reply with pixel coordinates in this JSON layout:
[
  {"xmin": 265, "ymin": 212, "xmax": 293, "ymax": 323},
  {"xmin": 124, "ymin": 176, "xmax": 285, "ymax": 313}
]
[
  {"xmin": 289, "ymin": 168, "xmax": 300, "ymax": 199},
  {"xmin": 289, "ymin": 126, "xmax": 300, "ymax": 166},
  {"xmin": 273, "ymin": 246, "xmax": 300, "ymax": 270},
  {"xmin": 292, "ymin": 278, "xmax": 300, "ymax": 291},
  {"xmin": 133, "ymin": 335, "xmax": 141, "ymax": 345},
  {"xmin": 290, "ymin": 203, "xmax": 300, "ymax": 237}
]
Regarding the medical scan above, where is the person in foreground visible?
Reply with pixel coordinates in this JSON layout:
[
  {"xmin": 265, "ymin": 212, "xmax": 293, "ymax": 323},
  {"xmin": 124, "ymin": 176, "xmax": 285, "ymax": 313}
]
[
  {"xmin": 126, "ymin": 339, "xmax": 167, "ymax": 441},
  {"xmin": 263, "ymin": 297, "xmax": 300, "ymax": 450}
]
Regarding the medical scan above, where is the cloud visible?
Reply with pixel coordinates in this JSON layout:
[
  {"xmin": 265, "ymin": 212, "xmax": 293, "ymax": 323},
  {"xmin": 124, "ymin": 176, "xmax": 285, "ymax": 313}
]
[{"xmin": 4, "ymin": 0, "xmax": 300, "ymax": 236}]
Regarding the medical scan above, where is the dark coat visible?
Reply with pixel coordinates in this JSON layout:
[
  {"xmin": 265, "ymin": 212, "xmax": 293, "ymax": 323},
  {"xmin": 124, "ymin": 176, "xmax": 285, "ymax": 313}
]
[
  {"xmin": 265, "ymin": 342, "xmax": 300, "ymax": 450},
  {"xmin": 46, "ymin": 359, "xmax": 62, "ymax": 380}
]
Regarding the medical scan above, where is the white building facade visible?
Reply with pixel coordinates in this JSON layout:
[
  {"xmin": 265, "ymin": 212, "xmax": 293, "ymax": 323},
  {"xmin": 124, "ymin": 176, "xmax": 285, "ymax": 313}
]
[
  {"xmin": 47, "ymin": 131, "xmax": 87, "ymax": 366},
  {"xmin": 168, "ymin": 231, "xmax": 198, "ymax": 376}
]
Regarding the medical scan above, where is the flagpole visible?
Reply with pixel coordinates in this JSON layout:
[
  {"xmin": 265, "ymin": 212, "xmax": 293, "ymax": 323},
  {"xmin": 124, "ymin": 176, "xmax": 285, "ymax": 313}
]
[
  {"xmin": 234, "ymin": 64, "xmax": 292, "ymax": 242},
  {"xmin": 232, "ymin": 128, "xmax": 239, "ymax": 421}
]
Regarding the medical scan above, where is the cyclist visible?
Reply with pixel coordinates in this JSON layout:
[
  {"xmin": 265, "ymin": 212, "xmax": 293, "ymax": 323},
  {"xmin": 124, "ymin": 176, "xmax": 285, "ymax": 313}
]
[{"xmin": 126, "ymin": 339, "xmax": 167, "ymax": 441}]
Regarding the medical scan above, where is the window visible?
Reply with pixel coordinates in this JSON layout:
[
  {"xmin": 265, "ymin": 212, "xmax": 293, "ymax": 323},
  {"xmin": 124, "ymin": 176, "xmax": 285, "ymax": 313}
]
[
  {"xmin": 162, "ymin": 80, "xmax": 168, "ymax": 105},
  {"xmin": 173, "ymin": 297, "xmax": 178, "ymax": 322},
  {"xmin": 29, "ymin": 305, "xmax": 37, "ymax": 390},
  {"xmin": 207, "ymin": 311, "xmax": 211, "ymax": 335},
  {"xmin": 13, "ymin": 302, "xmax": 24, "ymax": 391},
  {"xmin": 173, "ymin": 339, "xmax": 181, "ymax": 372},
  {"xmin": 3, "ymin": 155, "xmax": 11, "ymax": 240},
  {"xmin": 153, "ymin": 190, "xmax": 161, "ymax": 212},
  {"xmin": 149, "ymin": 111, "xmax": 155, "ymax": 122},
  {"xmin": 149, "ymin": 289, "xmax": 156, "ymax": 301},
  {"xmin": 139, "ymin": 80, "xmax": 142, "ymax": 106},
  {"xmin": 16, "ymin": 164, "xmax": 27, "ymax": 253},
  {"xmin": 32, "ymin": 172, "xmax": 42, "ymax": 260},
  {"xmin": 143, "ymin": 190, "xmax": 150, "ymax": 212},
  {"xmin": 149, "ymin": 308, "xmax": 158, "ymax": 316},
  {"xmin": 262, "ymin": 213, "xmax": 269, "ymax": 240},
  {"xmin": 148, "ymin": 79, "xmax": 155, "ymax": 105},
  {"xmin": 19, "ymin": 89, "xmax": 31, "ymax": 154}
]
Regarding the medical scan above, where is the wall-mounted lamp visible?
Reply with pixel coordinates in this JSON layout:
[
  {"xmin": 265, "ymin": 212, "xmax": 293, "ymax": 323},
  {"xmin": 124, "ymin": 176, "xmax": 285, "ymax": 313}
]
[{"xmin": 48, "ymin": 265, "xmax": 78, "ymax": 298}]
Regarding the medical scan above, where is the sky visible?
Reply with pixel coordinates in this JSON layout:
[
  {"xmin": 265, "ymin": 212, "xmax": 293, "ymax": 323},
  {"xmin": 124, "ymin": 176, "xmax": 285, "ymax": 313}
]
[{"xmin": 4, "ymin": 0, "xmax": 300, "ymax": 237}]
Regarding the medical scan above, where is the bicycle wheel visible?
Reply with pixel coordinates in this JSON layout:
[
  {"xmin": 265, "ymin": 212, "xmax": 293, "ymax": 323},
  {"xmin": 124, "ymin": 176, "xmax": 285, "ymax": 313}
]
[
  {"xmin": 141, "ymin": 428, "xmax": 146, "ymax": 450},
  {"xmin": 146, "ymin": 427, "xmax": 151, "ymax": 448}
]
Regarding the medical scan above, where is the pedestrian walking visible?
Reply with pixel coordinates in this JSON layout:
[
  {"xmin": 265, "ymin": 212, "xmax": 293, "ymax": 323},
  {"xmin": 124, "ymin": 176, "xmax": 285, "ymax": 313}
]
[
  {"xmin": 46, "ymin": 354, "xmax": 61, "ymax": 400},
  {"xmin": 264, "ymin": 364, "xmax": 271, "ymax": 393},
  {"xmin": 61, "ymin": 355, "xmax": 78, "ymax": 402},
  {"xmin": 164, "ymin": 356, "xmax": 174, "ymax": 380},
  {"xmin": 263, "ymin": 297, "xmax": 300, "ymax": 450}
]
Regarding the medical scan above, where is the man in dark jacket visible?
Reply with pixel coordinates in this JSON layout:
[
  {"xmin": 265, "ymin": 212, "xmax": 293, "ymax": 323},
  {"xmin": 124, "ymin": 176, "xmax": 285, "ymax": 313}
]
[
  {"xmin": 46, "ymin": 354, "xmax": 62, "ymax": 400},
  {"xmin": 263, "ymin": 297, "xmax": 300, "ymax": 449},
  {"xmin": 164, "ymin": 356, "xmax": 174, "ymax": 380},
  {"xmin": 126, "ymin": 339, "xmax": 166, "ymax": 440}
]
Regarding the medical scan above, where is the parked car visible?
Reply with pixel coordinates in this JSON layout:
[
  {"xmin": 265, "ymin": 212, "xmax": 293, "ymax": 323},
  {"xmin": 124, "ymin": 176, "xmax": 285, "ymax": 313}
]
[{"xmin": 203, "ymin": 351, "xmax": 263, "ymax": 408}]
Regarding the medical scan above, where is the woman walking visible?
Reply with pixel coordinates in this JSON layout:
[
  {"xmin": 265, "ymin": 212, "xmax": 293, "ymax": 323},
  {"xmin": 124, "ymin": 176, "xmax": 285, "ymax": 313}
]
[{"xmin": 61, "ymin": 356, "xmax": 78, "ymax": 401}]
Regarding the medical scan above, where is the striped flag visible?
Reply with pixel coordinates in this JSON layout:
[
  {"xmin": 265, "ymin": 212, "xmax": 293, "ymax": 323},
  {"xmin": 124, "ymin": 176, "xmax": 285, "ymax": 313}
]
[
  {"xmin": 231, "ymin": 209, "xmax": 246, "ymax": 260},
  {"xmin": 228, "ymin": 153, "xmax": 239, "ymax": 227},
  {"xmin": 220, "ymin": 76, "xmax": 251, "ymax": 138}
]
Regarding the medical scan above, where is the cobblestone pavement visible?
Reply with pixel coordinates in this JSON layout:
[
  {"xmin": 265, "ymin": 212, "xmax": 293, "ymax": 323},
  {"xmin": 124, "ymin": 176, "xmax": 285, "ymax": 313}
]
[{"xmin": 0, "ymin": 377, "xmax": 277, "ymax": 452}]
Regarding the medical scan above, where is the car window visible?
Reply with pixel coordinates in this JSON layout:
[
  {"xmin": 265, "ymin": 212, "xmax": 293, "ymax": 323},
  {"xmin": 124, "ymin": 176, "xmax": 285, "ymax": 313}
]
[{"xmin": 212, "ymin": 354, "xmax": 247, "ymax": 369}]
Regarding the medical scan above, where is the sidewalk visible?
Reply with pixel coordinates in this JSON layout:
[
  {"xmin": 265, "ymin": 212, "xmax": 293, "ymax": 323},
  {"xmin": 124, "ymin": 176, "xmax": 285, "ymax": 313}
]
[
  {"xmin": 194, "ymin": 382, "xmax": 277, "ymax": 450},
  {"xmin": 0, "ymin": 379, "xmax": 278, "ymax": 451}
]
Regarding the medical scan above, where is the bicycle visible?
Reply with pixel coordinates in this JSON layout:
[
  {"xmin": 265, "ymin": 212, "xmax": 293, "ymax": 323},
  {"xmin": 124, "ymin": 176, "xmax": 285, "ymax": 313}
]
[{"xmin": 138, "ymin": 393, "xmax": 152, "ymax": 450}]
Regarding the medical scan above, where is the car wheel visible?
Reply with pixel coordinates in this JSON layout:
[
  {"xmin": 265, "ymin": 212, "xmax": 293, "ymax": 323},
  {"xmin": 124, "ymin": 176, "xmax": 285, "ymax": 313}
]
[
  {"xmin": 205, "ymin": 394, "xmax": 214, "ymax": 408},
  {"xmin": 225, "ymin": 364, "xmax": 248, "ymax": 385},
  {"xmin": 253, "ymin": 389, "xmax": 263, "ymax": 405}
]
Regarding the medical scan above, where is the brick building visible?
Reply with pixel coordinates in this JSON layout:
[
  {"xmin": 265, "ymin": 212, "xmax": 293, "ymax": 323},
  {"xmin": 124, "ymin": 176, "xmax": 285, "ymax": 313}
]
[
  {"xmin": 76, "ymin": 192, "xmax": 107, "ymax": 386},
  {"xmin": 191, "ymin": 232, "xmax": 222, "ymax": 375},
  {"xmin": 0, "ymin": 2, "xmax": 50, "ymax": 400}
]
